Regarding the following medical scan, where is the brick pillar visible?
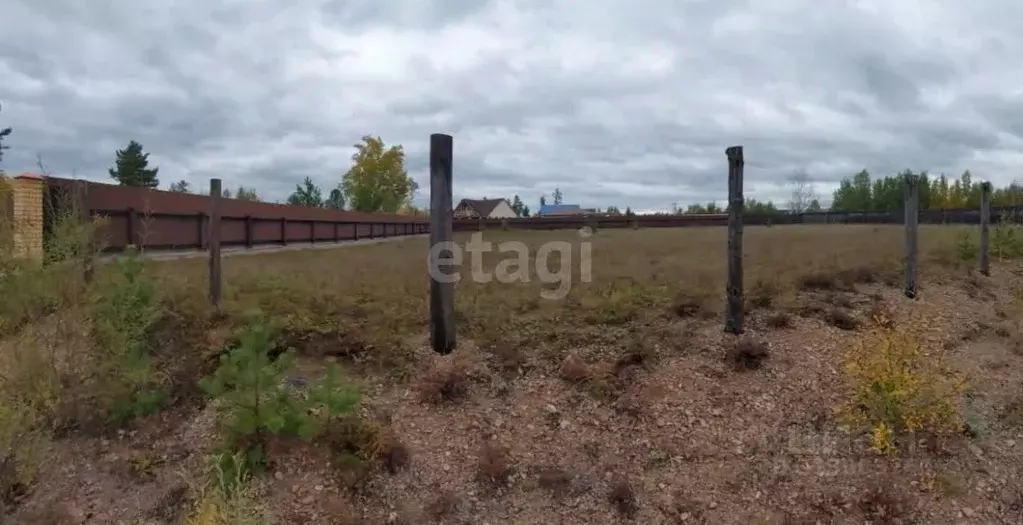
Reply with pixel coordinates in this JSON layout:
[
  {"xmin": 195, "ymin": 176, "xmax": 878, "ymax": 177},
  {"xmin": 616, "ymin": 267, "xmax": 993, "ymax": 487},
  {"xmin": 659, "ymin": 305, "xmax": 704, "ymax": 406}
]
[{"xmin": 13, "ymin": 173, "xmax": 45, "ymax": 260}]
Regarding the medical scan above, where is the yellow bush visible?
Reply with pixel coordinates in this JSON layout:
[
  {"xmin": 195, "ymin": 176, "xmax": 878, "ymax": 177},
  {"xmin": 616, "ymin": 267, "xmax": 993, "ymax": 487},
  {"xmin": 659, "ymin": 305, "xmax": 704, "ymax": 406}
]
[{"xmin": 840, "ymin": 310, "xmax": 966, "ymax": 455}]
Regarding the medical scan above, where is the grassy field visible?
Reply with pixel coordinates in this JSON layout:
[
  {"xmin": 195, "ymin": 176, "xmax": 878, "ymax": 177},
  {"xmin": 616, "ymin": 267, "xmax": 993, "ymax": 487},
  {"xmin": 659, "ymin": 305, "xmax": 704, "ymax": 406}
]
[{"xmin": 2, "ymin": 224, "xmax": 1023, "ymax": 524}]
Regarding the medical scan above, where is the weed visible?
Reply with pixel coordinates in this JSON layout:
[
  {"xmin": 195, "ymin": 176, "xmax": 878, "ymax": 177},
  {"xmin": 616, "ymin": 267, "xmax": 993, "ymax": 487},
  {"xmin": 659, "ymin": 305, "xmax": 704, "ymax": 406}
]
[
  {"xmin": 425, "ymin": 490, "xmax": 459, "ymax": 520},
  {"xmin": 839, "ymin": 313, "xmax": 966, "ymax": 455},
  {"xmin": 559, "ymin": 354, "xmax": 591, "ymax": 383},
  {"xmin": 416, "ymin": 358, "xmax": 471, "ymax": 404},
  {"xmin": 765, "ymin": 312, "xmax": 792, "ymax": 329},
  {"xmin": 799, "ymin": 270, "xmax": 840, "ymax": 291},
  {"xmin": 608, "ymin": 474, "xmax": 638, "ymax": 518},
  {"xmin": 858, "ymin": 481, "xmax": 911, "ymax": 524},
  {"xmin": 377, "ymin": 436, "xmax": 411, "ymax": 474},
  {"xmin": 825, "ymin": 308, "xmax": 859, "ymax": 331},
  {"xmin": 727, "ymin": 337, "xmax": 769, "ymax": 371},
  {"xmin": 475, "ymin": 441, "xmax": 512, "ymax": 488},
  {"xmin": 536, "ymin": 466, "xmax": 573, "ymax": 498},
  {"xmin": 184, "ymin": 452, "xmax": 275, "ymax": 525}
]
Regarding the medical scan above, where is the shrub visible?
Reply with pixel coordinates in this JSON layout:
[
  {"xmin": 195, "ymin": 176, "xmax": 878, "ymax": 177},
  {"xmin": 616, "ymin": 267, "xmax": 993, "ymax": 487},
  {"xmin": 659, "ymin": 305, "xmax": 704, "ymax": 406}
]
[
  {"xmin": 200, "ymin": 313, "xmax": 361, "ymax": 474},
  {"xmin": 992, "ymin": 218, "xmax": 1023, "ymax": 261},
  {"xmin": 839, "ymin": 311, "xmax": 966, "ymax": 455},
  {"xmin": 955, "ymin": 229, "xmax": 978, "ymax": 262},
  {"xmin": 89, "ymin": 247, "xmax": 168, "ymax": 424}
]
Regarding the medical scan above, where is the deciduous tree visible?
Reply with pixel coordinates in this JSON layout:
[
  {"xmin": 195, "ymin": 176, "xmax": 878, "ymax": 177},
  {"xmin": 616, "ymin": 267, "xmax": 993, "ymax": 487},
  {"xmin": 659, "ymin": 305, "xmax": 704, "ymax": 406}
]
[
  {"xmin": 342, "ymin": 135, "xmax": 417, "ymax": 213},
  {"xmin": 168, "ymin": 180, "xmax": 191, "ymax": 193},
  {"xmin": 287, "ymin": 177, "xmax": 324, "ymax": 207}
]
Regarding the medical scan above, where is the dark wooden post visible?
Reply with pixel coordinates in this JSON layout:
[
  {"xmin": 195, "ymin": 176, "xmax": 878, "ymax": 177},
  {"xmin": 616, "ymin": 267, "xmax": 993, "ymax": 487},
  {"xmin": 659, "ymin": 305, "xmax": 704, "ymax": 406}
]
[
  {"xmin": 309, "ymin": 220, "xmax": 316, "ymax": 244},
  {"xmin": 430, "ymin": 133, "xmax": 456, "ymax": 354},
  {"xmin": 353, "ymin": 222, "xmax": 360, "ymax": 240},
  {"xmin": 333, "ymin": 222, "xmax": 339, "ymax": 242},
  {"xmin": 904, "ymin": 175, "xmax": 920, "ymax": 299},
  {"xmin": 980, "ymin": 182, "xmax": 992, "ymax": 275},
  {"xmin": 244, "ymin": 215, "xmax": 253, "ymax": 248},
  {"xmin": 197, "ymin": 212, "xmax": 207, "ymax": 249},
  {"xmin": 369, "ymin": 223, "xmax": 375, "ymax": 239},
  {"xmin": 75, "ymin": 181, "xmax": 94, "ymax": 283},
  {"xmin": 126, "ymin": 207, "xmax": 138, "ymax": 248},
  {"xmin": 280, "ymin": 217, "xmax": 288, "ymax": 246},
  {"xmin": 208, "ymin": 178, "xmax": 223, "ymax": 308},
  {"xmin": 725, "ymin": 146, "xmax": 744, "ymax": 334}
]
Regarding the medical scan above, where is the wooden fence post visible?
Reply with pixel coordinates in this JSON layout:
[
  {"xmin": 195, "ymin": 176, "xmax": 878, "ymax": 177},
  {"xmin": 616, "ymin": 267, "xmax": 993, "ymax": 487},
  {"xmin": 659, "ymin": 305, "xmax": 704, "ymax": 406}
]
[
  {"xmin": 208, "ymin": 179, "xmax": 223, "ymax": 308},
  {"xmin": 725, "ymin": 146, "xmax": 745, "ymax": 334},
  {"xmin": 353, "ymin": 223, "xmax": 360, "ymax": 241},
  {"xmin": 309, "ymin": 220, "xmax": 316, "ymax": 244},
  {"xmin": 244, "ymin": 215, "xmax": 253, "ymax": 248},
  {"xmin": 903, "ymin": 175, "xmax": 920, "ymax": 299},
  {"xmin": 126, "ymin": 207, "xmax": 138, "ymax": 248},
  {"xmin": 430, "ymin": 133, "xmax": 456, "ymax": 354},
  {"xmin": 980, "ymin": 182, "xmax": 992, "ymax": 275},
  {"xmin": 333, "ymin": 222, "xmax": 339, "ymax": 242},
  {"xmin": 280, "ymin": 217, "xmax": 288, "ymax": 246},
  {"xmin": 197, "ymin": 212, "xmax": 207, "ymax": 249},
  {"xmin": 75, "ymin": 181, "xmax": 94, "ymax": 283}
]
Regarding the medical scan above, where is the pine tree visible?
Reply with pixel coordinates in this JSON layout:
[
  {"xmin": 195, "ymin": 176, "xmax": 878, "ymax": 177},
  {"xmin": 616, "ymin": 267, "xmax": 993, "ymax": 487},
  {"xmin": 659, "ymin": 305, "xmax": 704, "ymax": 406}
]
[
  {"xmin": 0, "ymin": 102, "xmax": 12, "ymax": 164},
  {"xmin": 109, "ymin": 140, "xmax": 159, "ymax": 188}
]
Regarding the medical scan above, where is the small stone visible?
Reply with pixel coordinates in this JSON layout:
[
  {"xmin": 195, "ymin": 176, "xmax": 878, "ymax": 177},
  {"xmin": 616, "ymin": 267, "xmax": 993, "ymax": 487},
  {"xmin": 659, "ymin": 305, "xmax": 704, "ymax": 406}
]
[
  {"xmin": 314, "ymin": 484, "xmax": 323, "ymax": 491},
  {"xmin": 274, "ymin": 471, "xmax": 283, "ymax": 480},
  {"xmin": 559, "ymin": 420, "xmax": 570, "ymax": 429},
  {"xmin": 709, "ymin": 501, "xmax": 718, "ymax": 509},
  {"xmin": 442, "ymin": 464, "xmax": 451, "ymax": 472},
  {"xmin": 658, "ymin": 483, "xmax": 666, "ymax": 490},
  {"xmin": 545, "ymin": 404, "xmax": 559, "ymax": 414},
  {"xmin": 388, "ymin": 511, "xmax": 398, "ymax": 523}
]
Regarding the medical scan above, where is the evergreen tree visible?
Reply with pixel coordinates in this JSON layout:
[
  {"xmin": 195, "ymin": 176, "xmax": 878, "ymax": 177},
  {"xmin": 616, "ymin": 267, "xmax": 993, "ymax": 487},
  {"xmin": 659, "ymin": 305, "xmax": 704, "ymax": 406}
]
[
  {"xmin": 0, "ymin": 102, "xmax": 12, "ymax": 164},
  {"xmin": 287, "ymin": 177, "xmax": 324, "ymax": 207},
  {"xmin": 109, "ymin": 140, "xmax": 159, "ymax": 188},
  {"xmin": 326, "ymin": 187, "xmax": 345, "ymax": 210}
]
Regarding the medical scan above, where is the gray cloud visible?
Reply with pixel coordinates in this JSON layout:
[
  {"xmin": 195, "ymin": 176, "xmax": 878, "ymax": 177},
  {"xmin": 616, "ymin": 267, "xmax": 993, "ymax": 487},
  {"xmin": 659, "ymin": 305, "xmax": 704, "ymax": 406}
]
[{"xmin": 2, "ymin": 0, "xmax": 1022, "ymax": 213}]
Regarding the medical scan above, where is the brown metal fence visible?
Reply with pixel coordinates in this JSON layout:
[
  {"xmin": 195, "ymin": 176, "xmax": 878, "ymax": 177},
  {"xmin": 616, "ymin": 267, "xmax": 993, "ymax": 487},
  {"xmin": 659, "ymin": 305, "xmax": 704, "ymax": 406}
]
[
  {"xmin": 453, "ymin": 206, "xmax": 1023, "ymax": 232},
  {"xmin": 43, "ymin": 177, "xmax": 429, "ymax": 253}
]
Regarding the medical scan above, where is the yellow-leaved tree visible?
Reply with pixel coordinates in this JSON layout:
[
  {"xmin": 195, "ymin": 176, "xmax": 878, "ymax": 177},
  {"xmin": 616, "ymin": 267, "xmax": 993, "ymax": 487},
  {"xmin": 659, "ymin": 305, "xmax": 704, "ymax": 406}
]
[{"xmin": 342, "ymin": 135, "xmax": 418, "ymax": 213}]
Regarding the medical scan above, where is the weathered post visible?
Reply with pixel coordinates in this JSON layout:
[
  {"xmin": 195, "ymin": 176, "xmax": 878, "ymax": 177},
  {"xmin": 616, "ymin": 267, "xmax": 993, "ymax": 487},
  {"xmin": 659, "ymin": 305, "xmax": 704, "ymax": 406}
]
[
  {"xmin": 429, "ymin": 133, "xmax": 456, "ymax": 354},
  {"xmin": 208, "ymin": 178, "xmax": 223, "ymax": 308},
  {"xmin": 725, "ymin": 146, "xmax": 744, "ymax": 334},
  {"xmin": 75, "ymin": 180, "xmax": 94, "ymax": 283},
  {"xmin": 980, "ymin": 182, "xmax": 992, "ymax": 275},
  {"xmin": 903, "ymin": 174, "xmax": 919, "ymax": 299}
]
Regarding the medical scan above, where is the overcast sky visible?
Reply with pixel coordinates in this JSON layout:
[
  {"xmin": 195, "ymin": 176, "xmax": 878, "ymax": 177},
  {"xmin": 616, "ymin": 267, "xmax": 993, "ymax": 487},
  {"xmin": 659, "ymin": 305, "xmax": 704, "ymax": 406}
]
[{"xmin": 2, "ymin": 1, "xmax": 1022, "ymax": 213}]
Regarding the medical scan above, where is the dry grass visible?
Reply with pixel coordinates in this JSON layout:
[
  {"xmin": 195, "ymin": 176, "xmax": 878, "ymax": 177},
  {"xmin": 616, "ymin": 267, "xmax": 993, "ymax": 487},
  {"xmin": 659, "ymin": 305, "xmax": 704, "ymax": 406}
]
[{"xmin": 4, "ymin": 224, "xmax": 1023, "ymax": 524}]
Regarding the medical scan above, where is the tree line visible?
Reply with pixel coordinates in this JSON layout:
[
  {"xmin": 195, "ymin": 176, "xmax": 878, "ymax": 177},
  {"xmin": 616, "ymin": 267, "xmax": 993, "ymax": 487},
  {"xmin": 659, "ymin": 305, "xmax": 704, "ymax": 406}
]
[
  {"xmin": 103, "ymin": 136, "xmax": 421, "ymax": 215},
  {"xmin": 830, "ymin": 169, "xmax": 1023, "ymax": 212}
]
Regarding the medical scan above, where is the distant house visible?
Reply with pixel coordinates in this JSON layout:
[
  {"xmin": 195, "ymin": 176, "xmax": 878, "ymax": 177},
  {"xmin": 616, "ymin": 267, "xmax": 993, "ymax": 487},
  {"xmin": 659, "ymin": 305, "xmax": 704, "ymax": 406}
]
[
  {"xmin": 453, "ymin": 198, "xmax": 518, "ymax": 219},
  {"xmin": 537, "ymin": 204, "xmax": 597, "ymax": 217}
]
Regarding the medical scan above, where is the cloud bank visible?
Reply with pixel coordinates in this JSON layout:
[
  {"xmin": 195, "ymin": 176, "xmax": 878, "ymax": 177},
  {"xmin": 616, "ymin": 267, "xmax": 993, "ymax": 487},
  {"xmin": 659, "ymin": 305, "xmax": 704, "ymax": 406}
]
[{"xmin": 2, "ymin": 0, "xmax": 1022, "ymax": 212}]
